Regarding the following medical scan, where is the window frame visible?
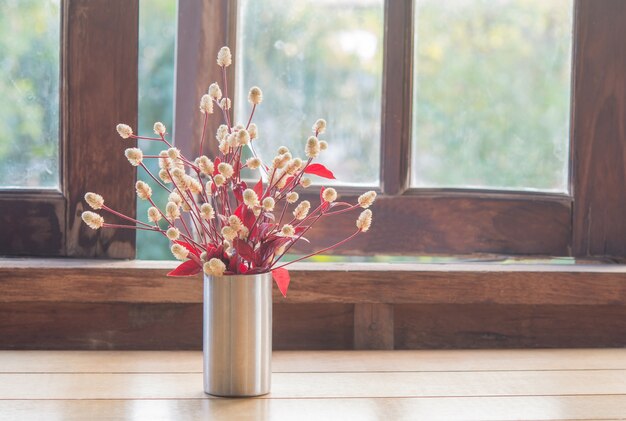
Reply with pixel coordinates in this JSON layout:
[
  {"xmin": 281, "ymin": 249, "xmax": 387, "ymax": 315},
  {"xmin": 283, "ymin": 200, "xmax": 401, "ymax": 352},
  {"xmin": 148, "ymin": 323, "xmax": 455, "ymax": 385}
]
[{"xmin": 0, "ymin": 0, "xmax": 138, "ymax": 258}]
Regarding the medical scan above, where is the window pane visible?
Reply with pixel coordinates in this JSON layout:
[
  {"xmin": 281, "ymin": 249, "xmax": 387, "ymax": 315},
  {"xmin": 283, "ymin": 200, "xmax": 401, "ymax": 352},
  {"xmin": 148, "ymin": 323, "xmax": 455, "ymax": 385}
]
[
  {"xmin": 236, "ymin": 0, "xmax": 383, "ymax": 186},
  {"xmin": 0, "ymin": 0, "xmax": 60, "ymax": 189},
  {"xmin": 136, "ymin": 0, "xmax": 176, "ymax": 260},
  {"xmin": 411, "ymin": 0, "xmax": 573, "ymax": 192}
]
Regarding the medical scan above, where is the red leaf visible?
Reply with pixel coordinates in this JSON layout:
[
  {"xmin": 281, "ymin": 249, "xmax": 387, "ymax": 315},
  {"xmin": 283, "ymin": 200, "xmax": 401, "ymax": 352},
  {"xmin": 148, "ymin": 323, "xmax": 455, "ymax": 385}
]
[
  {"xmin": 167, "ymin": 260, "xmax": 202, "ymax": 277},
  {"xmin": 272, "ymin": 268, "xmax": 290, "ymax": 297},
  {"xmin": 304, "ymin": 163, "xmax": 335, "ymax": 179},
  {"xmin": 213, "ymin": 158, "xmax": 221, "ymax": 176},
  {"xmin": 253, "ymin": 178, "xmax": 264, "ymax": 197},
  {"xmin": 174, "ymin": 241, "xmax": 199, "ymax": 257},
  {"xmin": 233, "ymin": 238, "xmax": 256, "ymax": 262},
  {"xmin": 295, "ymin": 226, "xmax": 310, "ymax": 234}
]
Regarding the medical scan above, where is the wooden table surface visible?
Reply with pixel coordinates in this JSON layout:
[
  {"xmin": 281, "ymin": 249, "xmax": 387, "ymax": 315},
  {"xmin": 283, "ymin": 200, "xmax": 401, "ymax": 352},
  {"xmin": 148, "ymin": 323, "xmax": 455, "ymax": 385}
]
[{"xmin": 0, "ymin": 349, "xmax": 625, "ymax": 420}]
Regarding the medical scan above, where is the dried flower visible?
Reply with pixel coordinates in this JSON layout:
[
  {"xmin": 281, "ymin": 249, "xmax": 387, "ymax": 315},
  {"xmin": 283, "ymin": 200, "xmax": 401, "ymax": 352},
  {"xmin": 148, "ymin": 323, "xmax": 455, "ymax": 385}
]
[
  {"xmin": 166, "ymin": 227, "xmax": 180, "ymax": 240},
  {"xmin": 220, "ymin": 98, "xmax": 231, "ymax": 110},
  {"xmin": 358, "ymin": 191, "xmax": 377, "ymax": 209},
  {"xmin": 153, "ymin": 122, "xmax": 166, "ymax": 135},
  {"xmin": 322, "ymin": 188, "xmax": 337, "ymax": 203},
  {"xmin": 301, "ymin": 178, "xmax": 312, "ymax": 188},
  {"xmin": 208, "ymin": 82, "xmax": 222, "ymax": 101},
  {"xmin": 246, "ymin": 157, "xmax": 261, "ymax": 170},
  {"xmin": 221, "ymin": 225, "xmax": 237, "ymax": 241},
  {"xmin": 171, "ymin": 244, "xmax": 189, "ymax": 260},
  {"xmin": 218, "ymin": 162, "xmax": 234, "ymax": 179},
  {"xmin": 159, "ymin": 169, "xmax": 172, "ymax": 183},
  {"xmin": 158, "ymin": 151, "xmax": 170, "ymax": 169},
  {"xmin": 189, "ymin": 177, "xmax": 203, "ymax": 194},
  {"xmin": 262, "ymin": 197, "xmax": 275, "ymax": 212},
  {"xmin": 134, "ymin": 181, "xmax": 152, "ymax": 200},
  {"xmin": 313, "ymin": 119, "xmax": 327, "ymax": 134},
  {"xmin": 293, "ymin": 200, "xmax": 311, "ymax": 220},
  {"xmin": 200, "ymin": 94, "xmax": 214, "ymax": 114},
  {"xmin": 286, "ymin": 158, "xmax": 302, "ymax": 175},
  {"xmin": 147, "ymin": 206, "xmax": 162, "ymax": 223},
  {"xmin": 218, "ymin": 140, "xmax": 229, "ymax": 154},
  {"xmin": 237, "ymin": 129, "xmax": 250, "ymax": 146},
  {"xmin": 116, "ymin": 123, "xmax": 133, "ymax": 139},
  {"xmin": 216, "ymin": 124, "xmax": 229, "ymax": 142},
  {"xmin": 167, "ymin": 147, "xmax": 180, "ymax": 160},
  {"xmin": 319, "ymin": 140, "xmax": 328, "ymax": 151},
  {"xmin": 243, "ymin": 188, "xmax": 259, "ymax": 208},
  {"xmin": 166, "ymin": 202, "xmax": 181, "ymax": 220},
  {"xmin": 277, "ymin": 146, "xmax": 290, "ymax": 155},
  {"xmin": 217, "ymin": 46, "xmax": 232, "ymax": 67},
  {"xmin": 81, "ymin": 211, "xmax": 104, "ymax": 230},
  {"xmin": 125, "ymin": 148, "xmax": 143, "ymax": 166},
  {"xmin": 305, "ymin": 136, "xmax": 320, "ymax": 158},
  {"xmin": 204, "ymin": 258, "xmax": 226, "ymax": 276},
  {"xmin": 281, "ymin": 224, "xmax": 295, "ymax": 237},
  {"xmin": 200, "ymin": 203, "xmax": 215, "ymax": 220},
  {"xmin": 356, "ymin": 209, "xmax": 373, "ymax": 232},
  {"xmin": 84, "ymin": 192, "xmax": 104, "ymax": 210},
  {"xmin": 228, "ymin": 215, "xmax": 243, "ymax": 231},
  {"xmin": 197, "ymin": 156, "xmax": 214, "ymax": 175},
  {"xmin": 286, "ymin": 192, "xmax": 299, "ymax": 203},
  {"xmin": 213, "ymin": 174, "xmax": 226, "ymax": 187},
  {"xmin": 248, "ymin": 86, "xmax": 263, "ymax": 105},
  {"xmin": 248, "ymin": 123, "xmax": 258, "ymax": 139}
]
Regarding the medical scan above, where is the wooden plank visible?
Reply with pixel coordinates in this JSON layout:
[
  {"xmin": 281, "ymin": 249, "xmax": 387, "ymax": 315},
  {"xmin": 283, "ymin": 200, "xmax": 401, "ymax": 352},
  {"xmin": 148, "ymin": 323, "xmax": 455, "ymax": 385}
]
[
  {"xmin": 64, "ymin": 0, "xmax": 138, "ymax": 258},
  {"xmin": 572, "ymin": 1, "xmax": 626, "ymax": 259},
  {"xmin": 2, "ymin": 259, "xmax": 626, "ymax": 306},
  {"xmin": 354, "ymin": 303, "xmax": 394, "ymax": 349},
  {"xmin": 2, "ymin": 396, "xmax": 626, "ymax": 421},
  {"xmin": 1, "ymin": 370, "xmax": 625, "ymax": 399},
  {"xmin": 395, "ymin": 304, "xmax": 626, "ymax": 349},
  {"xmin": 0, "ymin": 192, "xmax": 65, "ymax": 256},
  {"xmin": 2, "ymin": 349, "xmax": 626, "ymax": 374}
]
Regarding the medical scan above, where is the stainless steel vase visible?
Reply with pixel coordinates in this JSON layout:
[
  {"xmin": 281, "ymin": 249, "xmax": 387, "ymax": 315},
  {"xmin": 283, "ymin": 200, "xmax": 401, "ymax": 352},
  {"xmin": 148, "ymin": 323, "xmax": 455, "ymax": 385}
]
[{"xmin": 203, "ymin": 272, "xmax": 272, "ymax": 397}]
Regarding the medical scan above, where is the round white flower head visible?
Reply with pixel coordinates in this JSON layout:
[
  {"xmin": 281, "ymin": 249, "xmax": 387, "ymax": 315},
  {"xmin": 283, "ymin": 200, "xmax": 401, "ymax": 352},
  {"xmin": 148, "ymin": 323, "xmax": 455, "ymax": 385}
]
[
  {"xmin": 166, "ymin": 201, "xmax": 181, "ymax": 220},
  {"xmin": 246, "ymin": 157, "xmax": 261, "ymax": 170},
  {"xmin": 84, "ymin": 192, "xmax": 104, "ymax": 210},
  {"xmin": 125, "ymin": 148, "xmax": 143, "ymax": 166},
  {"xmin": 159, "ymin": 169, "xmax": 172, "ymax": 183},
  {"xmin": 305, "ymin": 136, "xmax": 320, "ymax": 158},
  {"xmin": 356, "ymin": 209, "xmax": 373, "ymax": 232},
  {"xmin": 358, "ymin": 191, "xmax": 377, "ymax": 209},
  {"xmin": 167, "ymin": 147, "xmax": 180, "ymax": 160},
  {"xmin": 218, "ymin": 140, "xmax": 229, "ymax": 154},
  {"xmin": 216, "ymin": 124, "xmax": 229, "ymax": 142},
  {"xmin": 248, "ymin": 123, "xmax": 258, "ymax": 139},
  {"xmin": 217, "ymin": 46, "xmax": 232, "ymax": 67},
  {"xmin": 208, "ymin": 82, "xmax": 222, "ymax": 101},
  {"xmin": 135, "ymin": 180, "xmax": 152, "ymax": 200},
  {"xmin": 228, "ymin": 215, "xmax": 243, "ymax": 231},
  {"xmin": 232, "ymin": 124, "xmax": 244, "ymax": 132},
  {"xmin": 200, "ymin": 94, "xmax": 214, "ymax": 114},
  {"xmin": 313, "ymin": 119, "xmax": 327, "ymax": 134},
  {"xmin": 189, "ymin": 177, "xmax": 203, "ymax": 194},
  {"xmin": 171, "ymin": 244, "xmax": 189, "ymax": 260},
  {"xmin": 286, "ymin": 159, "xmax": 302, "ymax": 175},
  {"xmin": 237, "ymin": 129, "xmax": 250, "ymax": 146},
  {"xmin": 221, "ymin": 226, "xmax": 237, "ymax": 241},
  {"xmin": 286, "ymin": 192, "xmax": 299, "ymax": 204},
  {"xmin": 319, "ymin": 140, "xmax": 328, "ymax": 151},
  {"xmin": 277, "ymin": 146, "xmax": 289, "ymax": 155},
  {"xmin": 158, "ymin": 150, "xmax": 170, "ymax": 170},
  {"xmin": 213, "ymin": 174, "xmax": 226, "ymax": 187},
  {"xmin": 153, "ymin": 122, "xmax": 166, "ymax": 135},
  {"xmin": 116, "ymin": 123, "xmax": 133, "ymax": 139},
  {"xmin": 301, "ymin": 178, "xmax": 312, "ymax": 188},
  {"xmin": 199, "ymin": 156, "xmax": 215, "ymax": 176},
  {"xmin": 281, "ymin": 224, "xmax": 295, "ymax": 237},
  {"xmin": 168, "ymin": 192, "xmax": 182, "ymax": 205},
  {"xmin": 204, "ymin": 258, "xmax": 226, "ymax": 276},
  {"xmin": 200, "ymin": 203, "xmax": 215, "ymax": 220},
  {"xmin": 322, "ymin": 188, "xmax": 337, "ymax": 203},
  {"xmin": 219, "ymin": 97, "xmax": 231, "ymax": 110},
  {"xmin": 262, "ymin": 197, "xmax": 275, "ymax": 212},
  {"xmin": 227, "ymin": 132, "xmax": 238, "ymax": 148},
  {"xmin": 147, "ymin": 206, "xmax": 162, "ymax": 223},
  {"xmin": 217, "ymin": 162, "xmax": 234, "ymax": 179},
  {"xmin": 248, "ymin": 86, "xmax": 263, "ymax": 105},
  {"xmin": 293, "ymin": 200, "xmax": 311, "ymax": 220},
  {"xmin": 81, "ymin": 211, "xmax": 104, "ymax": 230},
  {"xmin": 243, "ymin": 188, "xmax": 259, "ymax": 209},
  {"xmin": 166, "ymin": 227, "xmax": 180, "ymax": 240}
]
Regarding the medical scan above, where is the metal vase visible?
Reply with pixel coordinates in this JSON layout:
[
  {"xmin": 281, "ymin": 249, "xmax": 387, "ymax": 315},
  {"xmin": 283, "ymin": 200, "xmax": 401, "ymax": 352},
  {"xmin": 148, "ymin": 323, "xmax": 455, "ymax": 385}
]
[{"xmin": 203, "ymin": 272, "xmax": 272, "ymax": 397}]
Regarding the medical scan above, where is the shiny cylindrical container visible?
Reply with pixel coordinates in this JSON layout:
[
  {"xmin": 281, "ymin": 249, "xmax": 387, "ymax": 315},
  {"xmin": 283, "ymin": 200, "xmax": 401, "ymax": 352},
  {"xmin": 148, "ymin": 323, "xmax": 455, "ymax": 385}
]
[{"xmin": 203, "ymin": 273, "xmax": 272, "ymax": 397}]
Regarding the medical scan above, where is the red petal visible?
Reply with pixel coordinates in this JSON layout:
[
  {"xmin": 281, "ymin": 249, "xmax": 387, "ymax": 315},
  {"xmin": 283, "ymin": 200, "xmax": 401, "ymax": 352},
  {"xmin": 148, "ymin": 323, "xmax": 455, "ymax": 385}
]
[
  {"xmin": 253, "ymin": 178, "xmax": 264, "ymax": 197},
  {"xmin": 167, "ymin": 260, "xmax": 202, "ymax": 277},
  {"xmin": 272, "ymin": 268, "xmax": 290, "ymax": 297},
  {"xmin": 174, "ymin": 241, "xmax": 200, "ymax": 257},
  {"xmin": 304, "ymin": 163, "xmax": 335, "ymax": 179}
]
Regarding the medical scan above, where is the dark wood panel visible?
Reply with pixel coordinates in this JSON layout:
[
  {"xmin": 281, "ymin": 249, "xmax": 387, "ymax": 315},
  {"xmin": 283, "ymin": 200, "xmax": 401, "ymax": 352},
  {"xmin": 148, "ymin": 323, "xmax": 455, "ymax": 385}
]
[
  {"xmin": 64, "ymin": 0, "xmax": 138, "ymax": 258},
  {"xmin": 354, "ymin": 303, "xmax": 394, "ymax": 350},
  {"xmin": 572, "ymin": 0, "xmax": 626, "ymax": 258},
  {"xmin": 0, "ymin": 193, "xmax": 65, "ymax": 256},
  {"xmin": 395, "ymin": 304, "xmax": 626, "ymax": 349},
  {"xmin": 289, "ymin": 193, "xmax": 571, "ymax": 256}
]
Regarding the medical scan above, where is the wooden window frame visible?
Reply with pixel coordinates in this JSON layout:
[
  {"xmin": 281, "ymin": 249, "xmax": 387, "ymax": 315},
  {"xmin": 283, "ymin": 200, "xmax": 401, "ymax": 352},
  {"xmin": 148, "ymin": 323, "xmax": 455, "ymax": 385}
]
[
  {"xmin": 0, "ymin": 0, "xmax": 138, "ymax": 258},
  {"xmin": 174, "ymin": 0, "xmax": 626, "ymax": 259}
]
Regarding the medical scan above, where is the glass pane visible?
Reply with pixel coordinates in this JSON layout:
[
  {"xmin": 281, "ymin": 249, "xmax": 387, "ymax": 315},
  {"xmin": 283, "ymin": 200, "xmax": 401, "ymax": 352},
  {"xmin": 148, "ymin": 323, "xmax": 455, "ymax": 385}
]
[
  {"xmin": 136, "ymin": 0, "xmax": 176, "ymax": 260},
  {"xmin": 411, "ymin": 0, "xmax": 573, "ymax": 192},
  {"xmin": 236, "ymin": 0, "xmax": 384, "ymax": 186},
  {"xmin": 0, "ymin": 0, "xmax": 60, "ymax": 189}
]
